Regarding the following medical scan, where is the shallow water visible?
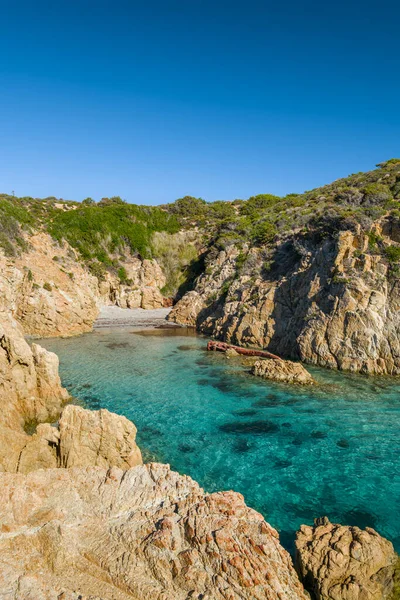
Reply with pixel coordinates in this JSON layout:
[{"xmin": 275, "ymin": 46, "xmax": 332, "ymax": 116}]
[{"xmin": 40, "ymin": 327, "xmax": 400, "ymax": 553}]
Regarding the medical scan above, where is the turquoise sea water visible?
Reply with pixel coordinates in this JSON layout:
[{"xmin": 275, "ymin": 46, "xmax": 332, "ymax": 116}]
[{"xmin": 39, "ymin": 327, "xmax": 400, "ymax": 553}]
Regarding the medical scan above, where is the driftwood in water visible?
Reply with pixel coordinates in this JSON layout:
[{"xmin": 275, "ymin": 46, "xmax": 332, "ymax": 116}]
[{"xmin": 207, "ymin": 340, "xmax": 281, "ymax": 360}]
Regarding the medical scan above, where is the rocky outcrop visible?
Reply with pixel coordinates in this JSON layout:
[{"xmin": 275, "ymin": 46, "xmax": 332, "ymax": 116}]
[
  {"xmin": 0, "ymin": 312, "xmax": 69, "ymax": 471},
  {"xmin": 252, "ymin": 358, "xmax": 316, "ymax": 384},
  {"xmin": 58, "ymin": 404, "xmax": 142, "ymax": 469},
  {"xmin": 17, "ymin": 405, "xmax": 143, "ymax": 473},
  {"xmin": 99, "ymin": 258, "xmax": 168, "ymax": 309},
  {"xmin": 0, "ymin": 312, "xmax": 142, "ymax": 474},
  {"xmin": 0, "ymin": 462, "xmax": 308, "ymax": 600},
  {"xmin": 295, "ymin": 517, "xmax": 398, "ymax": 600},
  {"xmin": 168, "ymin": 290, "xmax": 206, "ymax": 326},
  {"xmin": 0, "ymin": 233, "xmax": 100, "ymax": 336},
  {"xmin": 169, "ymin": 224, "xmax": 400, "ymax": 374}
]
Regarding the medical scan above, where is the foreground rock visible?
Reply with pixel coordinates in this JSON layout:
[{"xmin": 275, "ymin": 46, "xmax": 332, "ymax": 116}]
[
  {"xmin": 17, "ymin": 405, "xmax": 143, "ymax": 473},
  {"xmin": 295, "ymin": 517, "xmax": 397, "ymax": 600},
  {"xmin": 0, "ymin": 312, "xmax": 69, "ymax": 471},
  {"xmin": 0, "ymin": 463, "xmax": 308, "ymax": 600},
  {"xmin": 0, "ymin": 313, "xmax": 142, "ymax": 474},
  {"xmin": 252, "ymin": 358, "xmax": 316, "ymax": 385}
]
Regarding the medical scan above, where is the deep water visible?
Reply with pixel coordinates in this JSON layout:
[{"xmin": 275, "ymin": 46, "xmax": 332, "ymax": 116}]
[{"xmin": 40, "ymin": 327, "xmax": 400, "ymax": 553}]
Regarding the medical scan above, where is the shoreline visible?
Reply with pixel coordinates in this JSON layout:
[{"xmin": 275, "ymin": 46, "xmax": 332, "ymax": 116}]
[{"xmin": 94, "ymin": 306, "xmax": 181, "ymax": 330}]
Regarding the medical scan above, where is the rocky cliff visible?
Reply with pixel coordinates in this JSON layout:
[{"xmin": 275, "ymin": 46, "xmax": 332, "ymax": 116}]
[
  {"xmin": 0, "ymin": 233, "xmax": 100, "ymax": 337},
  {"xmin": 0, "ymin": 232, "xmax": 175, "ymax": 338},
  {"xmin": 0, "ymin": 463, "xmax": 309, "ymax": 600},
  {"xmin": 169, "ymin": 221, "xmax": 400, "ymax": 374}
]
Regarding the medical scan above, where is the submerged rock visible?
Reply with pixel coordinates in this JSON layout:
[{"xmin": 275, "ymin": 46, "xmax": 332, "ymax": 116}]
[
  {"xmin": 295, "ymin": 516, "xmax": 398, "ymax": 600},
  {"xmin": 252, "ymin": 358, "xmax": 316, "ymax": 385},
  {"xmin": 0, "ymin": 463, "xmax": 309, "ymax": 600}
]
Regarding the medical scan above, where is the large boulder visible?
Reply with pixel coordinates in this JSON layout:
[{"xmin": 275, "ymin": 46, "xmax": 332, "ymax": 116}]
[
  {"xmin": 16, "ymin": 405, "xmax": 143, "ymax": 474},
  {"xmin": 295, "ymin": 517, "xmax": 398, "ymax": 600},
  {"xmin": 58, "ymin": 404, "xmax": 142, "ymax": 469},
  {"xmin": 167, "ymin": 290, "xmax": 206, "ymax": 326},
  {"xmin": 252, "ymin": 358, "xmax": 316, "ymax": 385},
  {"xmin": 0, "ymin": 463, "xmax": 308, "ymax": 600}
]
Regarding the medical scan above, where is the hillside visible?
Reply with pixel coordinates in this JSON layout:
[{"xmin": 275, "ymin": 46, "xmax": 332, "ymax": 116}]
[{"xmin": 2, "ymin": 159, "xmax": 400, "ymax": 372}]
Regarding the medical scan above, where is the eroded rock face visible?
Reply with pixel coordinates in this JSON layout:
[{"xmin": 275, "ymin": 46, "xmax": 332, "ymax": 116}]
[
  {"xmin": 100, "ymin": 258, "xmax": 168, "ymax": 309},
  {"xmin": 295, "ymin": 517, "xmax": 398, "ymax": 600},
  {"xmin": 15, "ymin": 405, "xmax": 143, "ymax": 474},
  {"xmin": 0, "ymin": 313, "xmax": 142, "ymax": 474},
  {"xmin": 0, "ymin": 233, "xmax": 100, "ymax": 337},
  {"xmin": 0, "ymin": 312, "xmax": 69, "ymax": 471},
  {"xmin": 58, "ymin": 405, "xmax": 142, "ymax": 469},
  {"xmin": 0, "ymin": 463, "xmax": 308, "ymax": 600},
  {"xmin": 169, "ymin": 226, "xmax": 400, "ymax": 374},
  {"xmin": 252, "ymin": 358, "xmax": 316, "ymax": 385}
]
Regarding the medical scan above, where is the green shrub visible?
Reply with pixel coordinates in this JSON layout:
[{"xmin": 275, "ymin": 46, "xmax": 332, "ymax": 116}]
[
  {"xmin": 117, "ymin": 266, "xmax": 129, "ymax": 284},
  {"xmin": 48, "ymin": 203, "xmax": 180, "ymax": 265},
  {"xmin": 169, "ymin": 196, "xmax": 208, "ymax": 219},
  {"xmin": 43, "ymin": 282, "xmax": 52, "ymax": 291},
  {"xmin": 88, "ymin": 260, "xmax": 107, "ymax": 281},
  {"xmin": 385, "ymin": 246, "xmax": 400, "ymax": 263},
  {"xmin": 251, "ymin": 220, "xmax": 277, "ymax": 245}
]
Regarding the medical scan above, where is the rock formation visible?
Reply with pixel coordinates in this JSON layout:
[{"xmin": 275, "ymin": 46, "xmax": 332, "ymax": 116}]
[
  {"xmin": 99, "ymin": 257, "xmax": 168, "ymax": 310},
  {"xmin": 0, "ymin": 312, "xmax": 69, "ymax": 471},
  {"xmin": 169, "ymin": 223, "xmax": 400, "ymax": 374},
  {"xmin": 17, "ymin": 405, "xmax": 143, "ymax": 473},
  {"xmin": 1, "ymin": 233, "xmax": 100, "ymax": 337},
  {"xmin": 58, "ymin": 404, "xmax": 142, "ymax": 469},
  {"xmin": 252, "ymin": 358, "xmax": 316, "ymax": 384},
  {"xmin": 0, "ymin": 462, "xmax": 308, "ymax": 600},
  {"xmin": 0, "ymin": 310, "xmax": 142, "ymax": 474},
  {"xmin": 295, "ymin": 517, "xmax": 398, "ymax": 600}
]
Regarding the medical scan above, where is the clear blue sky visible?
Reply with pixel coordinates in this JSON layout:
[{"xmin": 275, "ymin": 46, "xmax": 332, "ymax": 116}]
[{"xmin": 1, "ymin": 0, "xmax": 399, "ymax": 204}]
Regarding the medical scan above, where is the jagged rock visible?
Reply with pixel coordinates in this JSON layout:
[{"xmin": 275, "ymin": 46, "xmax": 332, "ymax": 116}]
[
  {"xmin": 169, "ymin": 227, "xmax": 400, "ymax": 374},
  {"xmin": 58, "ymin": 405, "xmax": 142, "ymax": 469},
  {"xmin": 101, "ymin": 258, "xmax": 168, "ymax": 309},
  {"xmin": 0, "ymin": 312, "xmax": 68, "ymax": 471},
  {"xmin": 252, "ymin": 358, "xmax": 316, "ymax": 385},
  {"xmin": 295, "ymin": 517, "xmax": 398, "ymax": 600},
  {"xmin": 8, "ymin": 233, "xmax": 100, "ymax": 336},
  {"xmin": 141, "ymin": 286, "xmax": 164, "ymax": 309},
  {"xmin": 0, "ymin": 463, "xmax": 308, "ymax": 600},
  {"xmin": 168, "ymin": 290, "xmax": 206, "ymax": 326}
]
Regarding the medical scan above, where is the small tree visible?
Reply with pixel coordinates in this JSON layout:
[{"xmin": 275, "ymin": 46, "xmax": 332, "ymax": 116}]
[
  {"xmin": 82, "ymin": 197, "xmax": 95, "ymax": 206},
  {"xmin": 99, "ymin": 196, "xmax": 126, "ymax": 206}
]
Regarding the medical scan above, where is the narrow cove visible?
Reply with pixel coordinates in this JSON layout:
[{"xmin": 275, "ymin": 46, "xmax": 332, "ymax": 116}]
[{"xmin": 39, "ymin": 326, "xmax": 400, "ymax": 553}]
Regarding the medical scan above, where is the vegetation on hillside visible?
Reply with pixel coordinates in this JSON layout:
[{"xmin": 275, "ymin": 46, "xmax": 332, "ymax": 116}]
[
  {"xmin": 1, "ymin": 158, "xmax": 400, "ymax": 287},
  {"xmin": 167, "ymin": 159, "xmax": 400, "ymax": 252}
]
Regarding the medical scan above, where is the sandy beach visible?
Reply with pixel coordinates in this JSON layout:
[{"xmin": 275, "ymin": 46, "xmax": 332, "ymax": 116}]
[{"xmin": 94, "ymin": 306, "xmax": 180, "ymax": 329}]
